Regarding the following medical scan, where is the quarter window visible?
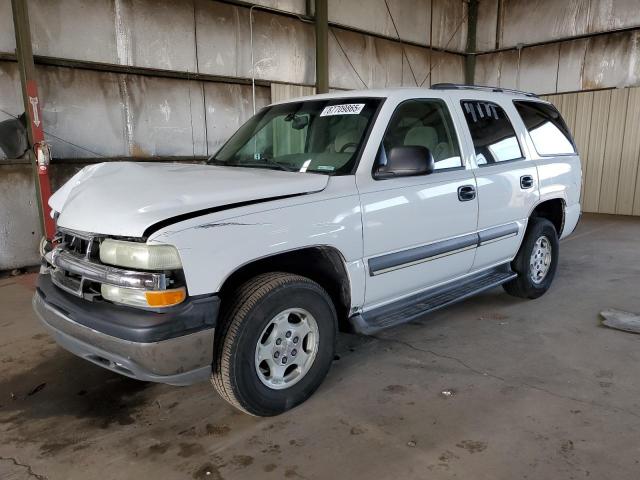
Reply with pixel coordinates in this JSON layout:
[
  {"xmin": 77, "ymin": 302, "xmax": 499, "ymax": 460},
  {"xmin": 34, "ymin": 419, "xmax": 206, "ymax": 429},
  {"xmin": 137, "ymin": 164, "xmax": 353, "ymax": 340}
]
[
  {"xmin": 378, "ymin": 99, "xmax": 462, "ymax": 172},
  {"xmin": 514, "ymin": 101, "xmax": 576, "ymax": 155},
  {"xmin": 461, "ymin": 100, "xmax": 522, "ymax": 165}
]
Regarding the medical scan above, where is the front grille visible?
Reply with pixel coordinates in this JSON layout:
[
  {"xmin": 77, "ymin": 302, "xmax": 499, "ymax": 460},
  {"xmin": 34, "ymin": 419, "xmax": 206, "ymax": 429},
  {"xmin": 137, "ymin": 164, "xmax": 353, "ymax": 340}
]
[
  {"xmin": 50, "ymin": 229, "xmax": 104, "ymax": 298},
  {"xmin": 57, "ymin": 230, "xmax": 101, "ymax": 260}
]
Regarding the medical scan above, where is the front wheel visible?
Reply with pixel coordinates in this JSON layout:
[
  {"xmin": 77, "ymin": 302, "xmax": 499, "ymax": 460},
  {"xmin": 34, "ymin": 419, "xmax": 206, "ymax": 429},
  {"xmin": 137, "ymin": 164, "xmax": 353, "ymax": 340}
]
[
  {"xmin": 212, "ymin": 272, "xmax": 337, "ymax": 416},
  {"xmin": 503, "ymin": 217, "xmax": 559, "ymax": 299}
]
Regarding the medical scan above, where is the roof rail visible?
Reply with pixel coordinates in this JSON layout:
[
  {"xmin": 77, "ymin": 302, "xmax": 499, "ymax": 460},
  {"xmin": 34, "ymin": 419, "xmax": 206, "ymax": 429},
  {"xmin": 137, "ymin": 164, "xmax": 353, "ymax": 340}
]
[{"xmin": 431, "ymin": 83, "xmax": 538, "ymax": 98}]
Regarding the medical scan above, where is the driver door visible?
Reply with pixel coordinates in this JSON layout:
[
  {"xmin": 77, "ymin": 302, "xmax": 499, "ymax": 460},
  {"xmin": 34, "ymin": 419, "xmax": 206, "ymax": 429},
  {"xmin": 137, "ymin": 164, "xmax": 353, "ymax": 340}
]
[{"xmin": 357, "ymin": 98, "xmax": 479, "ymax": 309}]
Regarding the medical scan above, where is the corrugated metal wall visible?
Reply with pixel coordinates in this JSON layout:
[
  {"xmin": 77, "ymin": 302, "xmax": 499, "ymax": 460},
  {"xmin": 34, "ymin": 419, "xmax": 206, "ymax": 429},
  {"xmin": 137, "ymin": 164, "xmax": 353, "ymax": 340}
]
[
  {"xmin": 475, "ymin": 0, "xmax": 640, "ymax": 95},
  {"xmin": 543, "ymin": 87, "xmax": 640, "ymax": 216},
  {"xmin": 0, "ymin": 0, "xmax": 468, "ymax": 269}
]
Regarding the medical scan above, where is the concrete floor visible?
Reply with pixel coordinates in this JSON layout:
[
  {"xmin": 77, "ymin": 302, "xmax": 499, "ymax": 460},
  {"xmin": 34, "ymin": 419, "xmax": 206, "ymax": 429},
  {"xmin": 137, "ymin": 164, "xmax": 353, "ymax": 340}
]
[{"xmin": 1, "ymin": 213, "xmax": 640, "ymax": 480}]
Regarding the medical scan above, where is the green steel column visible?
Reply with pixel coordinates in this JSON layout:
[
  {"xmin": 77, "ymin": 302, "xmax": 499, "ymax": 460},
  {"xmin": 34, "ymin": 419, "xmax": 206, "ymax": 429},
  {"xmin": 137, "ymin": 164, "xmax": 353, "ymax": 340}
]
[
  {"xmin": 315, "ymin": 0, "xmax": 329, "ymax": 93},
  {"xmin": 465, "ymin": 0, "xmax": 478, "ymax": 85}
]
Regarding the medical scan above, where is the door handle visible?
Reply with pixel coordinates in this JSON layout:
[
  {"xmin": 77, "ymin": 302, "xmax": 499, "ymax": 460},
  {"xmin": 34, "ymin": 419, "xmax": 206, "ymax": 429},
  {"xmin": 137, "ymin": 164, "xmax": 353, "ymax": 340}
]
[
  {"xmin": 520, "ymin": 175, "xmax": 534, "ymax": 189},
  {"xmin": 457, "ymin": 185, "xmax": 476, "ymax": 202}
]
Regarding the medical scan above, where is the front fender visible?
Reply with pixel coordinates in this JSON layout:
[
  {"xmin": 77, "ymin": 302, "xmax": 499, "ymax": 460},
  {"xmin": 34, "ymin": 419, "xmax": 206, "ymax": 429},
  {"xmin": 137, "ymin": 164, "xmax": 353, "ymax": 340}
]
[{"xmin": 147, "ymin": 178, "xmax": 365, "ymax": 308}]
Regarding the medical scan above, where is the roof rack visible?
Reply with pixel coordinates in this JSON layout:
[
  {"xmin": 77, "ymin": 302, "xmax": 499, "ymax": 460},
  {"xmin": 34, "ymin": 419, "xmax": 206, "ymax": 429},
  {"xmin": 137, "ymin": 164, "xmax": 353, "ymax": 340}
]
[{"xmin": 431, "ymin": 83, "xmax": 538, "ymax": 98}]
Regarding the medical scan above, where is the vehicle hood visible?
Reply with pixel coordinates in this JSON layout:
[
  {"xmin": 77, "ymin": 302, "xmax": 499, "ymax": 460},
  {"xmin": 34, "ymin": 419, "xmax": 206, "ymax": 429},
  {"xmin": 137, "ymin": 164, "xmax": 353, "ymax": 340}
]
[{"xmin": 50, "ymin": 162, "xmax": 329, "ymax": 237}]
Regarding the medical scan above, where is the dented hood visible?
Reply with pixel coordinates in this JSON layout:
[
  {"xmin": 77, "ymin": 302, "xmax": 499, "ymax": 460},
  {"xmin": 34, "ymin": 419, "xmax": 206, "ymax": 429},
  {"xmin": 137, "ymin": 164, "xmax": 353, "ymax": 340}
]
[{"xmin": 50, "ymin": 162, "xmax": 328, "ymax": 237}]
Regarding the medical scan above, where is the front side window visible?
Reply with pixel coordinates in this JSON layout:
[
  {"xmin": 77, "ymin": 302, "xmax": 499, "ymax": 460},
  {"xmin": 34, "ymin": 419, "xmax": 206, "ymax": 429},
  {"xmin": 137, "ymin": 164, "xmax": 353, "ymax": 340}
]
[
  {"xmin": 461, "ymin": 100, "xmax": 522, "ymax": 165},
  {"xmin": 377, "ymin": 99, "xmax": 462, "ymax": 172},
  {"xmin": 210, "ymin": 98, "xmax": 382, "ymax": 175},
  {"xmin": 514, "ymin": 101, "xmax": 576, "ymax": 155}
]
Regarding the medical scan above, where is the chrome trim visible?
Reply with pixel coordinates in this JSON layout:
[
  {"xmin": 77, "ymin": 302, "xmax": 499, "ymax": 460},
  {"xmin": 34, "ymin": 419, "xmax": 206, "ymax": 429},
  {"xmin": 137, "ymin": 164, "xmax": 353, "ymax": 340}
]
[{"xmin": 47, "ymin": 248, "xmax": 167, "ymax": 293}]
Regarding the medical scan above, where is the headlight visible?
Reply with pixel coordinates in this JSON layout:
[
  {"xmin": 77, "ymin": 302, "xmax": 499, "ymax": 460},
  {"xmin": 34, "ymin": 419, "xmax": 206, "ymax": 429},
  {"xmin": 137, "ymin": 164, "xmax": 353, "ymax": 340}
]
[
  {"xmin": 101, "ymin": 284, "xmax": 186, "ymax": 308},
  {"xmin": 100, "ymin": 239, "xmax": 182, "ymax": 270}
]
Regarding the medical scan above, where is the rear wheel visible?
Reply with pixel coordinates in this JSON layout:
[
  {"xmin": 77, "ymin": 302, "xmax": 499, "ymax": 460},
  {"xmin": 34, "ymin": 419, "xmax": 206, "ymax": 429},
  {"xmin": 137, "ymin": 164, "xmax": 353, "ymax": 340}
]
[
  {"xmin": 212, "ymin": 272, "xmax": 337, "ymax": 416},
  {"xmin": 503, "ymin": 217, "xmax": 559, "ymax": 299}
]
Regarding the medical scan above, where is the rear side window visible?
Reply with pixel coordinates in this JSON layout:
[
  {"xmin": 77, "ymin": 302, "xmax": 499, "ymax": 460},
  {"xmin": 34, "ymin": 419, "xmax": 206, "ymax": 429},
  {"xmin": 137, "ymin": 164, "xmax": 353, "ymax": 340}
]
[
  {"xmin": 461, "ymin": 100, "xmax": 522, "ymax": 165},
  {"xmin": 514, "ymin": 101, "xmax": 576, "ymax": 155}
]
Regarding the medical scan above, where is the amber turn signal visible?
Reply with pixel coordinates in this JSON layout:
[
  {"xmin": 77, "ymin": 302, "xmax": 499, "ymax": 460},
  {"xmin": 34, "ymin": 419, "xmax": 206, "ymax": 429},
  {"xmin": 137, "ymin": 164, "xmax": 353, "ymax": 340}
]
[{"xmin": 144, "ymin": 287, "xmax": 187, "ymax": 307}]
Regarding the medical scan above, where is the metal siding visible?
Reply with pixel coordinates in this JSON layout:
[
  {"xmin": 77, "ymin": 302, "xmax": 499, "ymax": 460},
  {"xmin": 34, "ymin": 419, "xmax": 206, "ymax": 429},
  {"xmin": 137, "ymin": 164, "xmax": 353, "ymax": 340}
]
[
  {"xmin": 598, "ymin": 88, "xmax": 629, "ymax": 214},
  {"xmin": 573, "ymin": 91, "xmax": 594, "ymax": 196},
  {"xmin": 125, "ymin": 0, "xmax": 198, "ymax": 72},
  {"xmin": 518, "ymin": 44, "xmax": 560, "ymax": 95},
  {"xmin": 271, "ymin": 84, "xmax": 315, "ymax": 103},
  {"xmin": 195, "ymin": 0, "xmax": 243, "ymax": 78},
  {"xmin": 497, "ymin": 50, "xmax": 519, "ymax": 90},
  {"xmin": 431, "ymin": 0, "xmax": 467, "ymax": 53},
  {"xmin": 618, "ymin": 88, "xmax": 640, "ymax": 215},
  {"xmin": 122, "ymin": 75, "xmax": 207, "ymax": 157},
  {"xmin": 498, "ymin": 0, "xmax": 590, "ymax": 48},
  {"xmin": 250, "ymin": 0, "xmax": 306, "ymax": 15},
  {"xmin": 28, "ymin": 0, "xmax": 118, "ymax": 64},
  {"xmin": 0, "ymin": 62, "xmax": 24, "ymax": 160},
  {"xmin": 560, "ymin": 93, "xmax": 578, "ymax": 134},
  {"xmin": 402, "ymin": 44, "xmax": 431, "ymax": 87},
  {"xmin": 583, "ymin": 89, "xmax": 611, "ymax": 213},
  {"xmin": 328, "ymin": 0, "xmax": 432, "ymax": 47},
  {"xmin": 475, "ymin": 0, "xmax": 498, "ymax": 52},
  {"xmin": 430, "ymin": 50, "xmax": 465, "ymax": 86},
  {"xmin": 329, "ymin": 28, "xmax": 371, "ymax": 90},
  {"xmin": 244, "ymin": 9, "xmax": 315, "ymax": 85},
  {"xmin": 0, "ymin": 165, "xmax": 42, "ymax": 269},
  {"xmin": 557, "ymin": 38, "xmax": 588, "ymax": 93},
  {"xmin": 203, "ymin": 82, "xmax": 270, "ymax": 154},
  {"xmin": 328, "ymin": 28, "xmax": 439, "ymax": 90},
  {"xmin": 588, "ymin": 0, "xmax": 640, "ymax": 33},
  {"xmin": 546, "ymin": 89, "xmax": 640, "ymax": 216},
  {"xmin": 475, "ymin": 30, "xmax": 640, "ymax": 94},
  {"xmin": 582, "ymin": 31, "xmax": 640, "ymax": 90},
  {"xmin": 36, "ymin": 65, "xmax": 128, "ymax": 158},
  {"xmin": 0, "ymin": 0, "xmax": 16, "ymax": 53},
  {"xmin": 474, "ymin": 53, "xmax": 500, "ymax": 87}
]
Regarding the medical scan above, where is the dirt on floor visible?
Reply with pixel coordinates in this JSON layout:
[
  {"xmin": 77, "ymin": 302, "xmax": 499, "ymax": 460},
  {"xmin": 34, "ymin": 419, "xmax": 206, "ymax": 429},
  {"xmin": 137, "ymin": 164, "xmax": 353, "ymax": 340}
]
[{"xmin": 1, "ymin": 213, "xmax": 640, "ymax": 479}]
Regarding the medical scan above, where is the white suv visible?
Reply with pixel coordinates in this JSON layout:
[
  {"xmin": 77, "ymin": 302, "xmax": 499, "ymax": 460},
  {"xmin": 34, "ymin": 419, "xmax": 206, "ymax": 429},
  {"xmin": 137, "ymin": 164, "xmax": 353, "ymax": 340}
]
[{"xmin": 34, "ymin": 84, "xmax": 582, "ymax": 416}]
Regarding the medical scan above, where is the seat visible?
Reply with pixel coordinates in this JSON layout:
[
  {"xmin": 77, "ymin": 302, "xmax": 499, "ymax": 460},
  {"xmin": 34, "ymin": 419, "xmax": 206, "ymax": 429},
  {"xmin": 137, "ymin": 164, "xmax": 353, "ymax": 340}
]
[
  {"xmin": 333, "ymin": 116, "xmax": 368, "ymax": 153},
  {"xmin": 404, "ymin": 126, "xmax": 438, "ymax": 152}
]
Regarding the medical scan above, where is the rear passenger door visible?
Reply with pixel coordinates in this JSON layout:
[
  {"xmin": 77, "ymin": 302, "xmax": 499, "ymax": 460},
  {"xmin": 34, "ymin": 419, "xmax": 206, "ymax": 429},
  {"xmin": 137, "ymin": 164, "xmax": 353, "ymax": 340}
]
[{"xmin": 458, "ymin": 99, "xmax": 539, "ymax": 271}]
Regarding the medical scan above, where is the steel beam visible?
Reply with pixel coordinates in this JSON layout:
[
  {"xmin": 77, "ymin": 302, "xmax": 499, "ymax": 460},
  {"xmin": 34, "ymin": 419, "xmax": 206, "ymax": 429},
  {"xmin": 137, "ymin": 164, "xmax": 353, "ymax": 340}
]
[
  {"xmin": 11, "ymin": 0, "xmax": 55, "ymax": 240},
  {"xmin": 465, "ymin": 0, "xmax": 478, "ymax": 85},
  {"xmin": 315, "ymin": 0, "xmax": 329, "ymax": 93}
]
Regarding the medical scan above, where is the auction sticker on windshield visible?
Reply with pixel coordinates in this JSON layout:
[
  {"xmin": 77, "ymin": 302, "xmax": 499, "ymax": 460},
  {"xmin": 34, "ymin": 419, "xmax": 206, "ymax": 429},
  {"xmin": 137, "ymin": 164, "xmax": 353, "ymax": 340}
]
[{"xmin": 320, "ymin": 104, "xmax": 365, "ymax": 116}]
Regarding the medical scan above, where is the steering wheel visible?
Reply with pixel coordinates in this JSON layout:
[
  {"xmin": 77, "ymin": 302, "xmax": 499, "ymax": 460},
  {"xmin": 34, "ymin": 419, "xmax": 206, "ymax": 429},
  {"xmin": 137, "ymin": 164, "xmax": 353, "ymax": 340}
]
[{"xmin": 339, "ymin": 142, "xmax": 359, "ymax": 153}]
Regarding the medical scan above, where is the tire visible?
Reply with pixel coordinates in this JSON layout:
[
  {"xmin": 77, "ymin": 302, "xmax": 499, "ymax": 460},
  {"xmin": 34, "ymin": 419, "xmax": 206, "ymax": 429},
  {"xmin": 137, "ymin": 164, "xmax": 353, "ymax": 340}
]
[
  {"xmin": 503, "ymin": 217, "xmax": 559, "ymax": 299},
  {"xmin": 211, "ymin": 272, "xmax": 337, "ymax": 416}
]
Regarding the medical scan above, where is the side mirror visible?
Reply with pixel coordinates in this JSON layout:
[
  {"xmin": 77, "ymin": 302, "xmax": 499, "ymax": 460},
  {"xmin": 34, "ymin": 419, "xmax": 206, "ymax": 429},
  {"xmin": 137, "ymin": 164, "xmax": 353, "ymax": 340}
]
[{"xmin": 375, "ymin": 146, "xmax": 435, "ymax": 179}]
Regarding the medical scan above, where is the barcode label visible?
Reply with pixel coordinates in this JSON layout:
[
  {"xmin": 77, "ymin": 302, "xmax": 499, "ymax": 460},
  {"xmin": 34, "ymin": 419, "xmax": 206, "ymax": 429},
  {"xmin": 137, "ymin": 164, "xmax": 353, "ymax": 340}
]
[{"xmin": 320, "ymin": 103, "xmax": 365, "ymax": 116}]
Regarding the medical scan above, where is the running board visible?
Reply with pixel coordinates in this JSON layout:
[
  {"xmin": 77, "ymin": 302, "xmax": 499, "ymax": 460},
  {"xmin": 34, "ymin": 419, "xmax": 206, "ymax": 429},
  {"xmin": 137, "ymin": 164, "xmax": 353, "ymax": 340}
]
[{"xmin": 349, "ymin": 265, "xmax": 517, "ymax": 335}]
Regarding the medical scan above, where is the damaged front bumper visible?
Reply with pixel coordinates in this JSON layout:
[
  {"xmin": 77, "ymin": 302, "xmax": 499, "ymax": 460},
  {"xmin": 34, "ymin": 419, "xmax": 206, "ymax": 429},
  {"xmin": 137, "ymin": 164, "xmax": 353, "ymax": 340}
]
[{"xmin": 33, "ymin": 274, "xmax": 219, "ymax": 386}]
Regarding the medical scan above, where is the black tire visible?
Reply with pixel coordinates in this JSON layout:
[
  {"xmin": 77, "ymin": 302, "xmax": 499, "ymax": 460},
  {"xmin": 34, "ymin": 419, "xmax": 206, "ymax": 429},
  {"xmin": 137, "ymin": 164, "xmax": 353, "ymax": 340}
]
[
  {"xmin": 503, "ymin": 217, "xmax": 559, "ymax": 299},
  {"xmin": 211, "ymin": 272, "xmax": 337, "ymax": 416}
]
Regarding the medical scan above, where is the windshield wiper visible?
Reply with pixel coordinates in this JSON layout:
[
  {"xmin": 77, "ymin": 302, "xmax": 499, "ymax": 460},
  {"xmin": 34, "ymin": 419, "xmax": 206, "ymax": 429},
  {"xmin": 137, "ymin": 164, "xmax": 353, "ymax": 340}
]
[
  {"xmin": 207, "ymin": 156, "xmax": 296, "ymax": 172},
  {"xmin": 255, "ymin": 156, "xmax": 296, "ymax": 172}
]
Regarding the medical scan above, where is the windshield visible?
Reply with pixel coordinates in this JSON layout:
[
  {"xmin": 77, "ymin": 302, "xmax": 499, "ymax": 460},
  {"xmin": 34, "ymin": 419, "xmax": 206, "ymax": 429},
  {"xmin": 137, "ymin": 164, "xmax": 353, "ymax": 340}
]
[{"xmin": 209, "ymin": 98, "xmax": 382, "ymax": 175}]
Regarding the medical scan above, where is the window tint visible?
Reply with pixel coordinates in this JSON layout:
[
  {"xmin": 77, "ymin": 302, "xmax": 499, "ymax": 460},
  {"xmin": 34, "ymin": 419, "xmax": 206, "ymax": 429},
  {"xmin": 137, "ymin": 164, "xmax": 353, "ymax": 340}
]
[
  {"xmin": 514, "ymin": 101, "xmax": 576, "ymax": 155},
  {"xmin": 379, "ymin": 99, "xmax": 462, "ymax": 172},
  {"xmin": 461, "ymin": 100, "xmax": 522, "ymax": 165}
]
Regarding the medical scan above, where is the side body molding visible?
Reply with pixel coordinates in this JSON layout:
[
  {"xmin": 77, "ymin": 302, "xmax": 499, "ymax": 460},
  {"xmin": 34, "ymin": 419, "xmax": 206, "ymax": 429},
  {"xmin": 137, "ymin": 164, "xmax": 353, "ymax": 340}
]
[{"xmin": 368, "ymin": 222, "xmax": 520, "ymax": 276}]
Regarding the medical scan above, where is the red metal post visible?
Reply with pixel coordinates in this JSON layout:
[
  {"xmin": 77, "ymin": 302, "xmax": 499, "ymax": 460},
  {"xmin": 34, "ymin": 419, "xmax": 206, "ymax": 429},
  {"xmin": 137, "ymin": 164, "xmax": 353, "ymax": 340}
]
[{"xmin": 12, "ymin": 0, "xmax": 56, "ymax": 240}]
